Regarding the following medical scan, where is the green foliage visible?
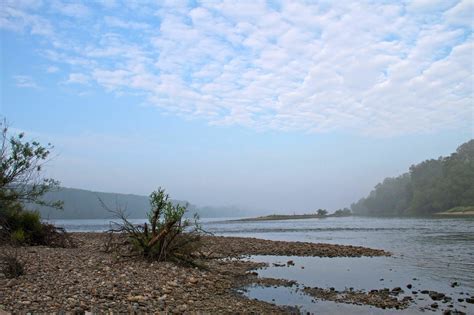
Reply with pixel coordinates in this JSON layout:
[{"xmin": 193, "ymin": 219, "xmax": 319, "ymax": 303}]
[
  {"xmin": 316, "ymin": 209, "xmax": 328, "ymax": 216},
  {"xmin": 0, "ymin": 200, "xmax": 73, "ymax": 247},
  {"xmin": 107, "ymin": 188, "xmax": 202, "ymax": 264},
  {"xmin": 351, "ymin": 140, "xmax": 474, "ymax": 216},
  {"xmin": 333, "ymin": 208, "xmax": 351, "ymax": 217},
  {"xmin": 0, "ymin": 119, "xmax": 62, "ymax": 209},
  {"xmin": 0, "ymin": 120, "xmax": 72, "ymax": 247}
]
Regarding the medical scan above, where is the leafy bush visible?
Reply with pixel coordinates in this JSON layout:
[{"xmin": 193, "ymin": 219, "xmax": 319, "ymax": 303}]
[
  {"xmin": 0, "ymin": 200, "xmax": 74, "ymax": 247},
  {"xmin": 106, "ymin": 188, "xmax": 202, "ymax": 264},
  {"xmin": 0, "ymin": 250, "xmax": 25, "ymax": 278}
]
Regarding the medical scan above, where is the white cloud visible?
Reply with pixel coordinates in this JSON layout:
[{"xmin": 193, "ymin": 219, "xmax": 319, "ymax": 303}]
[
  {"xmin": 103, "ymin": 16, "xmax": 150, "ymax": 30},
  {"xmin": 0, "ymin": 5, "xmax": 54, "ymax": 37},
  {"xmin": 46, "ymin": 65, "xmax": 59, "ymax": 73},
  {"xmin": 2, "ymin": 1, "xmax": 472, "ymax": 136},
  {"xmin": 65, "ymin": 73, "xmax": 90, "ymax": 84},
  {"xmin": 444, "ymin": 0, "xmax": 474, "ymax": 27},
  {"xmin": 50, "ymin": 1, "xmax": 90, "ymax": 18},
  {"xmin": 13, "ymin": 75, "xmax": 39, "ymax": 88}
]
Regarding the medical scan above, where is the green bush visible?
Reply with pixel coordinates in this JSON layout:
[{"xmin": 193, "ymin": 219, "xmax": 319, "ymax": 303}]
[
  {"xmin": 107, "ymin": 188, "xmax": 202, "ymax": 264},
  {"xmin": 0, "ymin": 201, "xmax": 74, "ymax": 247}
]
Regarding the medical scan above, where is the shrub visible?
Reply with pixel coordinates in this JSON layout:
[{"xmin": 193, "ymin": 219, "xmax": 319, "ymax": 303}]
[
  {"xmin": 106, "ymin": 188, "xmax": 202, "ymax": 265},
  {"xmin": 0, "ymin": 250, "xmax": 25, "ymax": 278},
  {"xmin": 0, "ymin": 200, "xmax": 74, "ymax": 247}
]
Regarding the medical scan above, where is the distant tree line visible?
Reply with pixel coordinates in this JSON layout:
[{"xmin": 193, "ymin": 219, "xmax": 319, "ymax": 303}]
[{"xmin": 351, "ymin": 140, "xmax": 474, "ymax": 216}]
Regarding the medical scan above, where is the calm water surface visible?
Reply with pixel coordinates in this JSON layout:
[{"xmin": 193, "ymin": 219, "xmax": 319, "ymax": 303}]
[{"xmin": 51, "ymin": 217, "xmax": 474, "ymax": 314}]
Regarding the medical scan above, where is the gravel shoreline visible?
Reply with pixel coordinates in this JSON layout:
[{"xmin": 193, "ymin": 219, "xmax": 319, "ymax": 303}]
[{"xmin": 1, "ymin": 233, "xmax": 389, "ymax": 313}]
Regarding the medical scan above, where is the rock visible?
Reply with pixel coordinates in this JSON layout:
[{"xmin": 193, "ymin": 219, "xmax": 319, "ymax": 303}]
[
  {"xmin": 431, "ymin": 303, "xmax": 438, "ymax": 308},
  {"xmin": 465, "ymin": 298, "xmax": 474, "ymax": 304},
  {"xmin": 127, "ymin": 295, "xmax": 145, "ymax": 302},
  {"xmin": 406, "ymin": 284, "xmax": 412, "ymax": 289},
  {"xmin": 392, "ymin": 287, "xmax": 402, "ymax": 292},
  {"xmin": 177, "ymin": 304, "xmax": 187, "ymax": 312},
  {"xmin": 286, "ymin": 260, "xmax": 295, "ymax": 266},
  {"xmin": 421, "ymin": 290, "xmax": 430, "ymax": 294},
  {"xmin": 450, "ymin": 282, "xmax": 459, "ymax": 288},
  {"xmin": 429, "ymin": 292, "xmax": 445, "ymax": 301},
  {"xmin": 132, "ymin": 303, "xmax": 139, "ymax": 311},
  {"xmin": 188, "ymin": 277, "xmax": 198, "ymax": 284}
]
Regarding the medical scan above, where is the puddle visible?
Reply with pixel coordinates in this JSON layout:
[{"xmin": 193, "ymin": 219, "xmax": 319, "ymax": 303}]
[
  {"xmin": 240, "ymin": 285, "xmax": 406, "ymax": 314},
  {"xmin": 240, "ymin": 255, "xmax": 473, "ymax": 314}
]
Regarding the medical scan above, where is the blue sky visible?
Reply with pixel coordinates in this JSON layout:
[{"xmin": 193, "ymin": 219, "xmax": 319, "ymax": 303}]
[{"xmin": 1, "ymin": 0, "xmax": 472, "ymax": 212}]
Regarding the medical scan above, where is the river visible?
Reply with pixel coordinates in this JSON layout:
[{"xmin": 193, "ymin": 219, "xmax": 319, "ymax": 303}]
[{"xmin": 51, "ymin": 216, "xmax": 474, "ymax": 314}]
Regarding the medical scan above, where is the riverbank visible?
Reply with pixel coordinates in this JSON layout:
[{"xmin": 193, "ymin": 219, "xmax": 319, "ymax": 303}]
[
  {"xmin": 435, "ymin": 211, "xmax": 474, "ymax": 217},
  {"xmin": 434, "ymin": 207, "xmax": 474, "ymax": 217},
  {"xmin": 0, "ymin": 233, "xmax": 388, "ymax": 313}
]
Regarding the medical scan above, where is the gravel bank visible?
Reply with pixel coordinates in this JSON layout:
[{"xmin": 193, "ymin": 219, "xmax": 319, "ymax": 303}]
[{"xmin": 0, "ymin": 233, "xmax": 389, "ymax": 313}]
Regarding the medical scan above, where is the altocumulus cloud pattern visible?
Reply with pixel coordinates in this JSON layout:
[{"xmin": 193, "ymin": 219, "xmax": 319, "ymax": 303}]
[{"xmin": 1, "ymin": 0, "xmax": 473, "ymax": 135}]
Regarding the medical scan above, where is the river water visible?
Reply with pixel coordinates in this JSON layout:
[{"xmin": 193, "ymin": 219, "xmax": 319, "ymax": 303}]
[{"xmin": 51, "ymin": 216, "xmax": 474, "ymax": 314}]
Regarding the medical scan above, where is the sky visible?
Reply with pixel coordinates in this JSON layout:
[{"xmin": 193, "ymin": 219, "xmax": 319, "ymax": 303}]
[{"xmin": 0, "ymin": 0, "xmax": 473, "ymax": 213}]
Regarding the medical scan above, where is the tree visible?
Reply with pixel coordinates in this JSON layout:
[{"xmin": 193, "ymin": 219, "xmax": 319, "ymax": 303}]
[
  {"xmin": 334, "ymin": 208, "xmax": 351, "ymax": 217},
  {"xmin": 316, "ymin": 209, "xmax": 328, "ymax": 216},
  {"xmin": 0, "ymin": 120, "xmax": 62, "ymax": 209},
  {"xmin": 0, "ymin": 119, "xmax": 70, "ymax": 246},
  {"xmin": 351, "ymin": 139, "xmax": 474, "ymax": 216}
]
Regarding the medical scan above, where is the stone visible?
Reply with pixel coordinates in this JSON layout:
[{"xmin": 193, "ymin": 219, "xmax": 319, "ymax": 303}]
[
  {"xmin": 429, "ymin": 292, "xmax": 445, "ymax": 301},
  {"xmin": 127, "ymin": 295, "xmax": 145, "ymax": 302},
  {"xmin": 177, "ymin": 304, "xmax": 187, "ymax": 312}
]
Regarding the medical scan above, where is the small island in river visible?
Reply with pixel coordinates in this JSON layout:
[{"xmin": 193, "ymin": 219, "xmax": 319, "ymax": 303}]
[{"xmin": 234, "ymin": 208, "xmax": 352, "ymax": 221}]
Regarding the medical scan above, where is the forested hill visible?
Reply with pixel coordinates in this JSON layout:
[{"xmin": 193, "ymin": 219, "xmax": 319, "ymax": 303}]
[
  {"xmin": 30, "ymin": 187, "xmax": 251, "ymax": 219},
  {"xmin": 351, "ymin": 140, "xmax": 474, "ymax": 216}
]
